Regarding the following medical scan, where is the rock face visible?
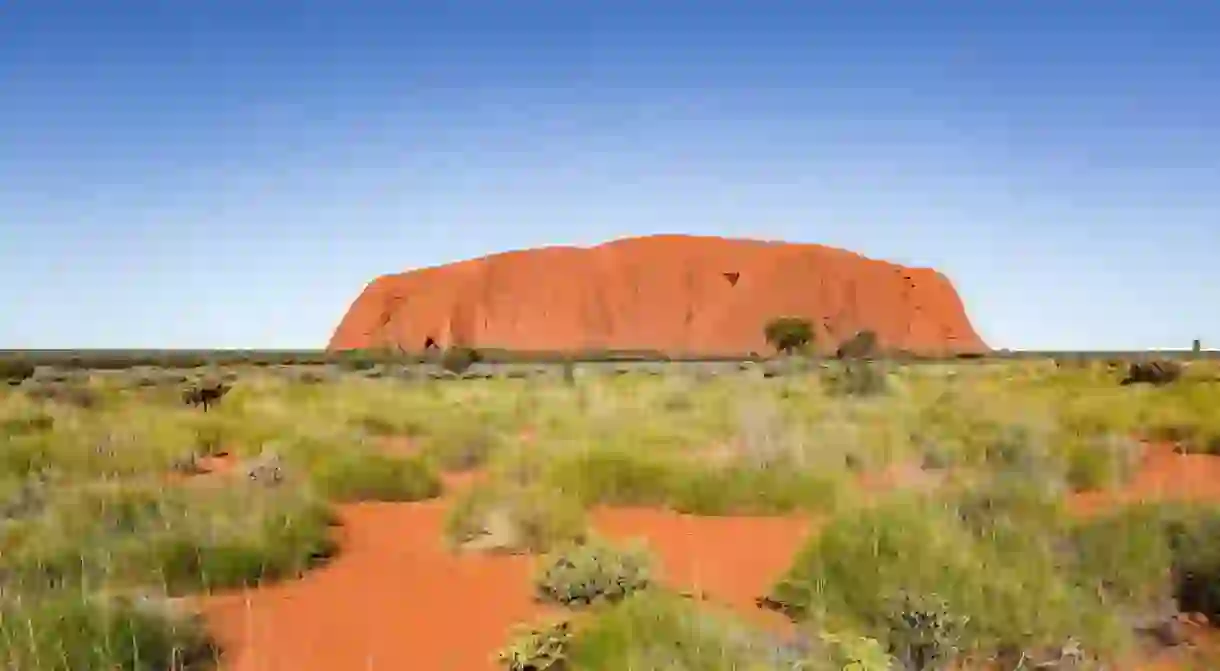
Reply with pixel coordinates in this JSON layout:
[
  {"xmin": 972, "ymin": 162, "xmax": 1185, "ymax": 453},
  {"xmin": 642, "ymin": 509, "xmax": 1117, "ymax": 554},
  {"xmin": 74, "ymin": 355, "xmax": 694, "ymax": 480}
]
[{"xmin": 327, "ymin": 235, "xmax": 988, "ymax": 356}]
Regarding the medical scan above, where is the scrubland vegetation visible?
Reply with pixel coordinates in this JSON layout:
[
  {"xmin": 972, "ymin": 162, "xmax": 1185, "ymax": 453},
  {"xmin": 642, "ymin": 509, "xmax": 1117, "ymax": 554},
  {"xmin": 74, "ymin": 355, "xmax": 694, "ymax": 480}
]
[{"xmin": 2, "ymin": 351, "xmax": 1220, "ymax": 670}]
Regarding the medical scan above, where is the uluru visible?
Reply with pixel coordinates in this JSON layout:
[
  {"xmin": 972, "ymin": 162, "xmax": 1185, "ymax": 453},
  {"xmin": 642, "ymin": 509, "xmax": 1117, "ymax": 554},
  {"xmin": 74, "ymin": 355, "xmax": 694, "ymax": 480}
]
[{"xmin": 327, "ymin": 234, "xmax": 988, "ymax": 356}]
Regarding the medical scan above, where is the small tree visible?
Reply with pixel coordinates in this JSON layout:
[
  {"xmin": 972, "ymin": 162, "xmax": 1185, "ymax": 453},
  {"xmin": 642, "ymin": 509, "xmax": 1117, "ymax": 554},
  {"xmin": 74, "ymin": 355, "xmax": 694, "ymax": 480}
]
[{"xmin": 763, "ymin": 317, "xmax": 814, "ymax": 355}]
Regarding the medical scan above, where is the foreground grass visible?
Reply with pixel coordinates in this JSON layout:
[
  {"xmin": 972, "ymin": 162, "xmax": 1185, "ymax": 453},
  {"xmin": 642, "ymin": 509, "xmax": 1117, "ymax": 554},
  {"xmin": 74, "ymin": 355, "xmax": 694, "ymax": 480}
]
[{"xmin": 1, "ymin": 359, "xmax": 1219, "ymax": 669}]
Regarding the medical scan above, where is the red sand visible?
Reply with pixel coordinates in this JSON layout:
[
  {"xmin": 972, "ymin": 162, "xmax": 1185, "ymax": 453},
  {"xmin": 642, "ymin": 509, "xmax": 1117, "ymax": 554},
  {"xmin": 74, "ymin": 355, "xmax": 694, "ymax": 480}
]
[
  {"xmin": 198, "ymin": 444, "xmax": 1220, "ymax": 671},
  {"xmin": 202, "ymin": 500, "xmax": 546, "ymax": 671},
  {"xmin": 199, "ymin": 490, "xmax": 812, "ymax": 671},
  {"xmin": 590, "ymin": 507, "xmax": 813, "ymax": 631},
  {"xmin": 328, "ymin": 234, "xmax": 987, "ymax": 356}
]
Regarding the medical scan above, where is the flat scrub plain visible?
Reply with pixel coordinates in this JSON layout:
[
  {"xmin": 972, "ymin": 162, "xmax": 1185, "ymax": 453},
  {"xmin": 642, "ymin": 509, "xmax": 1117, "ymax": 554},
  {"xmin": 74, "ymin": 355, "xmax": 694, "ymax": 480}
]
[{"xmin": 2, "ymin": 357, "xmax": 1220, "ymax": 670}]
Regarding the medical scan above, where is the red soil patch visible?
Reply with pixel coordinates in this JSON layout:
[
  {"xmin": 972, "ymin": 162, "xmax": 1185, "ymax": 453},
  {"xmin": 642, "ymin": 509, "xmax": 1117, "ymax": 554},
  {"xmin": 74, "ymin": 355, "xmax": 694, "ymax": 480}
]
[
  {"xmin": 1069, "ymin": 442, "xmax": 1220, "ymax": 518},
  {"xmin": 328, "ymin": 234, "xmax": 987, "ymax": 356}
]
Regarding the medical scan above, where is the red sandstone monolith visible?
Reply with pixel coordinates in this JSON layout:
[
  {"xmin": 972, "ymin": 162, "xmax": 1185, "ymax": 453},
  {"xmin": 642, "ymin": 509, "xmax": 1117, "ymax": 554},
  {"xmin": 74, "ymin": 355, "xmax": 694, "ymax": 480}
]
[{"xmin": 327, "ymin": 235, "xmax": 988, "ymax": 356}]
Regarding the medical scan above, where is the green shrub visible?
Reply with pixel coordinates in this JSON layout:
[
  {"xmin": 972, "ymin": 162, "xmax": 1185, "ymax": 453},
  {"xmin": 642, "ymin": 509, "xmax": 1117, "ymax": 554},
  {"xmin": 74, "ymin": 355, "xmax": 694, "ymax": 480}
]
[
  {"xmin": 309, "ymin": 452, "xmax": 442, "ymax": 502},
  {"xmin": 534, "ymin": 538, "xmax": 653, "ymax": 607},
  {"xmin": 445, "ymin": 482, "xmax": 587, "ymax": 554},
  {"xmin": 0, "ymin": 591, "xmax": 216, "ymax": 671},
  {"xmin": 763, "ymin": 317, "xmax": 814, "ymax": 355}
]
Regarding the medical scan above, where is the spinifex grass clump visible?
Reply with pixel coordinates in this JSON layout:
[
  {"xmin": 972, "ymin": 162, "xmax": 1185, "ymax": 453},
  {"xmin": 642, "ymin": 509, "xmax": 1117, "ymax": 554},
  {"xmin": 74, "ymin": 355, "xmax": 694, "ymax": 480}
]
[
  {"xmin": 445, "ymin": 481, "xmax": 588, "ymax": 554},
  {"xmin": 0, "ymin": 589, "xmax": 217, "ymax": 671},
  {"xmin": 530, "ymin": 590, "xmax": 895, "ymax": 671},
  {"xmin": 1, "ymin": 480, "xmax": 337, "ymax": 594},
  {"xmin": 307, "ymin": 450, "xmax": 442, "ymax": 502},
  {"xmin": 533, "ymin": 538, "xmax": 653, "ymax": 607},
  {"xmin": 763, "ymin": 494, "xmax": 1128, "ymax": 667}
]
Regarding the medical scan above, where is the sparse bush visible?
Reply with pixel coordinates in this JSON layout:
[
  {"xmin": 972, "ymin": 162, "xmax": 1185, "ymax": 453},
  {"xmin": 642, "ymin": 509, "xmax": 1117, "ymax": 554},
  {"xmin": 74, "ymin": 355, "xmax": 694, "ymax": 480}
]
[
  {"xmin": 823, "ymin": 362, "xmax": 889, "ymax": 397},
  {"xmin": 837, "ymin": 330, "xmax": 880, "ymax": 360},
  {"xmin": 534, "ymin": 538, "xmax": 653, "ymax": 607}
]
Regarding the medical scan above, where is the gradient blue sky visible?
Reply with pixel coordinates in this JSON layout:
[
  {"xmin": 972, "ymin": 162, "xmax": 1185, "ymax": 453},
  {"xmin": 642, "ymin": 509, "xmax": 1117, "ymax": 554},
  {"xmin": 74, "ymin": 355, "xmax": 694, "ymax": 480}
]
[{"xmin": 2, "ymin": 0, "xmax": 1217, "ymax": 350}]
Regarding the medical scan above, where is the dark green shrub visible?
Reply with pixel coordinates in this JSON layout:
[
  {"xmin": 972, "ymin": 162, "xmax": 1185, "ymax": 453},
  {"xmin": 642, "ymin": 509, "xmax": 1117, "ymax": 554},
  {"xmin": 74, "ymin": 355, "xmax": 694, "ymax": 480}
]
[
  {"xmin": 763, "ymin": 317, "xmax": 814, "ymax": 355},
  {"xmin": 440, "ymin": 347, "xmax": 481, "ymax": 374},
  {"xmin": 534, "ymin": 538, "xmax": 653, "ymax": 607},
  {"xmin": 0, "ymin": 358, "xmax": 36, "ymax": 385}
]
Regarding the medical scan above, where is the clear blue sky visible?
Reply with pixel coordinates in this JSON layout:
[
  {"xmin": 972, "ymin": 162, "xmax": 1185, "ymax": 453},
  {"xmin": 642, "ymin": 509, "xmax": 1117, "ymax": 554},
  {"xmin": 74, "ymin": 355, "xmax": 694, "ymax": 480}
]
[{"xmin": 2, "ymin": 0, "xmax": 1217, "ymax": 350}]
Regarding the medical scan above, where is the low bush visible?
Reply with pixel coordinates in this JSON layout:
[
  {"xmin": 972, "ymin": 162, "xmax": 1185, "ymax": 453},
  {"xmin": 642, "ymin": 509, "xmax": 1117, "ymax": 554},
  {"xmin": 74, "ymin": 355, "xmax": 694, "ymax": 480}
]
[{"xmin": 534, "ymin": 538, "xmax": 653, "ymax": 607}]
